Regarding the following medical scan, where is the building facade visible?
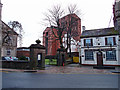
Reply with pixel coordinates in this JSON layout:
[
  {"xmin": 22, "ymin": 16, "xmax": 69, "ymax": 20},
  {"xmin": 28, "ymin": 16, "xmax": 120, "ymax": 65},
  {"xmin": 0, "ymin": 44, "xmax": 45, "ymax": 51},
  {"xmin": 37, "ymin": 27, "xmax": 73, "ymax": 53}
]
[
  {"xmin": 79, "ymin": 0, "xmax": 120, "ymax": 66},
  {"xmin": 61, "ymin": 14, "xmax": 81, "ymax": 53},
  {"xmin": 1, "ymin": 21, "xmax": 18, "ymax": 57},
  {"xmin": 43, "ymin": 27, "xmax": 60, "ymax": 56},
  {"xmin": 43, "ymin": 14, "xmax": 81, "ymax": 56},
  {"xmin": 0, "ymin": 2, "xmax": 18, "ymax": 57},
  {"xmin": 60, "ymin": 14, "xmax": 81, "ymax": 41},
  {"xmin": 113, "ymin": 0, "xmax": 120, "ymax": 32},
  {"xmin": 80, "ymin": 27, "xmax": 120, "ymax": 66},
  {"xmin": 0, "ymin": 1, "xmax": 3, "ymax": 59}
]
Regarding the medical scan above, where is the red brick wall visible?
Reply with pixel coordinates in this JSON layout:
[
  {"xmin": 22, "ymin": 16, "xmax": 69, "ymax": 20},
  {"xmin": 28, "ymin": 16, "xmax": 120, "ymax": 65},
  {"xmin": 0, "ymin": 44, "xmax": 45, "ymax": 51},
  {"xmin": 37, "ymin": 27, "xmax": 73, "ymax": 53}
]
[
  {"xmin": 59, "ymin": 13, "xmax": 81, "ymax": 41},
  {"xmin": 17, "ymin": 51, "xmax": 30, "ymax": 58},
  {"xmin": 43, "ymin": 27, "xmax": 60, "ymax": 56}
]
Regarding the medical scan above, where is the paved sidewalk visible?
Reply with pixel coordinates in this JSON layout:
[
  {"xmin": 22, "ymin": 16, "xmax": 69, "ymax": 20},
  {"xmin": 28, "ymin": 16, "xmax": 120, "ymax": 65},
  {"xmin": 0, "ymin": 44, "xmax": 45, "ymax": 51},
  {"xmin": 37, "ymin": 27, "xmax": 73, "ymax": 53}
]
[{"xmin": 1, "ymin": 64, "xmax": 120, "ymax": 74}]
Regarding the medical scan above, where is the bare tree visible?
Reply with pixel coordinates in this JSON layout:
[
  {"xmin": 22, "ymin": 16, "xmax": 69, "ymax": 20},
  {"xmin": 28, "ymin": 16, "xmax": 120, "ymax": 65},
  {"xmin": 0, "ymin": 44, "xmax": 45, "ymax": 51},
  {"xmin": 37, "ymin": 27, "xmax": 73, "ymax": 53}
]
[
  {"xmin": 8, "ymin": 21, "xmax": 24, "ymax": 47},
  {"xmin": 44, "ymin": 5, "xmax": 64, "ymax": 48},
  {"xmin": 68, "ymin": 4, "xmax": 77, "ymax": 14},
  {"xmin": 62, "ymin": 4, "xmax": 81, "ymax": 56},
  {"xmin": 44, "ymin": 4, "xmax": 82, "ymax": 58}
]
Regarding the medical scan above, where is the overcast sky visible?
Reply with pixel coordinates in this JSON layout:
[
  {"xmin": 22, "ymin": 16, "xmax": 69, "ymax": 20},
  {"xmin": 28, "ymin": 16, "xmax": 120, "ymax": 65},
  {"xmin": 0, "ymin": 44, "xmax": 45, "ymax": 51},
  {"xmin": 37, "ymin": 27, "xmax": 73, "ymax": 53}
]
[{"xmin": 1, "ymin": 0, "xmax": 115, "ymax": 47}]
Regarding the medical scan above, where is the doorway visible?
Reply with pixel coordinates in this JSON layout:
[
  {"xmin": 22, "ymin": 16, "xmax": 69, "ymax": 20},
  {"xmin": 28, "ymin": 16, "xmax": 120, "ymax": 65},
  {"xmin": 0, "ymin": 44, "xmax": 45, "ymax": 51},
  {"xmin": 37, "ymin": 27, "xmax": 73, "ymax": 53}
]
[{"xmin": 97, "ymin": 51, "xmax": 103, "ymax": 66}]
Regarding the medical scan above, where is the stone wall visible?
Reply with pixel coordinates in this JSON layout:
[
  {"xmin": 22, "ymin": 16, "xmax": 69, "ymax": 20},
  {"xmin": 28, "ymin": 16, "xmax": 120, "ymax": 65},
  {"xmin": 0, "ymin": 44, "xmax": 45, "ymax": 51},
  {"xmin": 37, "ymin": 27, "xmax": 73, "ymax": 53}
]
[
  {"xmin": 1, "ymin": 60, "xmax": 30, "ymax": 69},
  {"xmin": 30, "ymin": 48, "xmax": 45, "ymax": 69}
]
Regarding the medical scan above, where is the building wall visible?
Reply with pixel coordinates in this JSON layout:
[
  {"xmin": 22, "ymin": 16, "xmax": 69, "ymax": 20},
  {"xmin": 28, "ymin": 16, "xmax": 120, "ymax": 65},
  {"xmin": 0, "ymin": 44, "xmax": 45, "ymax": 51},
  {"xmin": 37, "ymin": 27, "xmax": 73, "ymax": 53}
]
[
  {"xmin": 43, "ymin": 27, "xmax": 60, "ymax": 56},
  {"xmin": 1, "ymin": 22, "xmax": 18, "ymax": 57},
  {"xmin": 60, "ymin": 14, "xmax": 81, "ymax": 41},
  {"xmin": 118, "ymin": 37, "xmax": 120, "ymax": 65},
  {"xmin": 17, "ymin": 51, "xmax": 30, "ymax": 58},
  {"xmin": 80, "ymin": 35, "xmax": 120, "ymax": 66},
  {"xmin": 63, "ymin": 34, "xmax": 78, "ymax": 52},
  {"xmin": 0, "ymin": 20, "xmax": 2, "ymax": 59},
  {"xmin": 1, "ymin": 46, "xmax": 17, "ymax": 57},
  {"xmin": 113, "ymin": 0, "xmax": 120, "ymax": 31},
  {"xmin": 0, "ymin": 2, "xmax": 2, "ymax": 59},
  {"xmin": 0, "ymin": 2, "xmax": 17, "ymax": 58}
]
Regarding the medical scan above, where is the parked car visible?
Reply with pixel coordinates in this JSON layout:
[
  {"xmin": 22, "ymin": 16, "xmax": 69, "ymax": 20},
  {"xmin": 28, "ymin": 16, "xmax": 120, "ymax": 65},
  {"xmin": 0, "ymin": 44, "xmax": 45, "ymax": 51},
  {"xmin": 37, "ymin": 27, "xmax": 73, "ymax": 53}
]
[
  {"xmin": 10, "ymin": 57, "xmax": 18, "ymax": 61},
  {"xmin": 26, "ymin": 57, "xmax": 30, "ymax": 61},
  {"xmin": 2, "ymin": 57, "xmax": 11, "ymax": 61},
  {"xmin": 2, "ymin": 56, "xmax": 18, "ymax": 61}
]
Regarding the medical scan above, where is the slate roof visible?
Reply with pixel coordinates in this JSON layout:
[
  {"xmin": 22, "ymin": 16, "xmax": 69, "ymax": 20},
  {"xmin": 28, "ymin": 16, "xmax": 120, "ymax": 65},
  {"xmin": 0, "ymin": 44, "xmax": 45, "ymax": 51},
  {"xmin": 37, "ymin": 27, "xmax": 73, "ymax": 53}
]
[
  {"xmin": 81, "ymin": 27, "xmax": 119, "ymax": 38},
  {"xmin": 2, "ymin": 21, "xmax": 18, "ymax": 35}
]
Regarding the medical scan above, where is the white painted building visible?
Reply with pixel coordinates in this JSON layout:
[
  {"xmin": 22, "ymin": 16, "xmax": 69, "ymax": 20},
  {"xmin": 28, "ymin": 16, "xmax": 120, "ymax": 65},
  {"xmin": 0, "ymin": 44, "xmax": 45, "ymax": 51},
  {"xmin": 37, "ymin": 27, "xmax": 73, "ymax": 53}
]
[
  {"xmin": 80, "ymin": 27, "xmax": 120, "ymax": 66},
  {"xmin": 63, "ymin": 34, "xmax": 78, "ymax": 53}
]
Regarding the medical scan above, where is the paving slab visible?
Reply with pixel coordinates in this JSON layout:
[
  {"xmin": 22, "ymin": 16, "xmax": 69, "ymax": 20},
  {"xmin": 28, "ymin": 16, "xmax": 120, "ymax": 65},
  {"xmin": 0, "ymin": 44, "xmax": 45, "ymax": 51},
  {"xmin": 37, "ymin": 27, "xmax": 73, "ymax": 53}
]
[{"xmin": 1, "ymin": 64, "xmax": 120, "ymax": 74}]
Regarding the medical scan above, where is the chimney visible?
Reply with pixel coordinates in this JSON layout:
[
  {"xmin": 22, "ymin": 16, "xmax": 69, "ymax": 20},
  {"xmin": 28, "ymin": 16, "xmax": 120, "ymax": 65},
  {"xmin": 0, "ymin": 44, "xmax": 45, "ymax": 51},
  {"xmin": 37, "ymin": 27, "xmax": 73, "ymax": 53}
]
[{"xmin": 82, "ymin": 26, "xmax": 86, "ymax": 31}]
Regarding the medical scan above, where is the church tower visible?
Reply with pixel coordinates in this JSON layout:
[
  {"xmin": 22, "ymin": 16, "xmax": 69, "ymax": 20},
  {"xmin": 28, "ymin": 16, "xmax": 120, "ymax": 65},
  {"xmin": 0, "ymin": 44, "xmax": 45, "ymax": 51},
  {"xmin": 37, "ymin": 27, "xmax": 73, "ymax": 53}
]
[{"xmin": 113, "ymin": 0, "xmax": 120, "ymax": 32}]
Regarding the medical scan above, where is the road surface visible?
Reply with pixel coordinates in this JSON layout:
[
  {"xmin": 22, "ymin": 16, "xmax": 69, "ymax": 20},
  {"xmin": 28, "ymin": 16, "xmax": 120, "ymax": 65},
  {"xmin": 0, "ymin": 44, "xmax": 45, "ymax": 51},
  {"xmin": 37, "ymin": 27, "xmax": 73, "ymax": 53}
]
[{"xmin": 2, "ymin": 72, "xmax": 119, "ymax": 88}]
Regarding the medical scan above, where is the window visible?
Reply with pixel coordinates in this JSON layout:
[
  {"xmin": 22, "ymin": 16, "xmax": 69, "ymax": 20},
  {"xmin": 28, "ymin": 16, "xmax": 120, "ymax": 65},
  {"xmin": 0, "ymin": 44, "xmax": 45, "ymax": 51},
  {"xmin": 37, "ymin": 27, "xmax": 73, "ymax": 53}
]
[
  {"xmin": 45, "ymin": 37, "xmax": 48, "ymax": 54},
  {"xmin": 84, "ymin": 39, "xmax": 93, "ymax": 46},
  {"xmin": 7, "ymin": 50, "xmax": 11, "ymax": 56},
  {"xmin": 107, "ymin": 37, "xmax": 114, "ymax": 45},
  {"xmin": 46, "ymin": 32, "xmax": 48, "ymax": 36},
  {"xmin": 106, "ymin": 50, "xmax": 116, "ymax": 60},
  {"xmin": 105, "ymin": 37, "xmax": 116, "ymax": 46},
  {"xmin": 85, "ymin": 51, "xmax": 94, "ymax": 60},
  {"xmin": 37, "ymin": 53, "xmax": 42, "ymax": 60}
]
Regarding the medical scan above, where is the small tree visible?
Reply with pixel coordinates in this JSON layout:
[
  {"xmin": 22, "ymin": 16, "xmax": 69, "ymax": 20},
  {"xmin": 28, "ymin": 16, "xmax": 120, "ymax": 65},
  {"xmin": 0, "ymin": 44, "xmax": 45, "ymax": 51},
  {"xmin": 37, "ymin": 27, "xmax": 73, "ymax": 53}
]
[{"xmin": 8, "ymin": 21, "xmax": 24, "ymax": 47}]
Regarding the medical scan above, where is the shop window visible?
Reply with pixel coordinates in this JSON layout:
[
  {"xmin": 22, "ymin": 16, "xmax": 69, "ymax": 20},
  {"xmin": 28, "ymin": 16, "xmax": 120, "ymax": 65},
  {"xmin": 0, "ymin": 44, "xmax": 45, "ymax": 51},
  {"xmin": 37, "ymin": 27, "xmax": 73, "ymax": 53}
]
[
  {"xmin": 85, "ymin": 50, "xmax": 94, "ymax": 60},
  {"xmin": 106, "ymin": 50, "xmax": 116, "ymax": 60}
]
